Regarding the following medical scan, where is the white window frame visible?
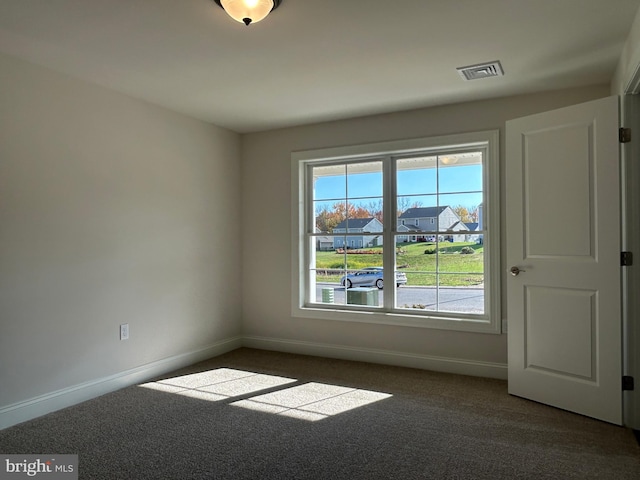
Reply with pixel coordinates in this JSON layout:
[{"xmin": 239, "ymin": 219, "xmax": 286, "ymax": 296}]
[{"xmin": 291, "ymin": 130, "xmax": 501, "ymax": 334}]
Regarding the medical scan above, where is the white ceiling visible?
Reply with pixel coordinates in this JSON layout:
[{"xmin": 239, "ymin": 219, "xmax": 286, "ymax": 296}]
[{"xmin": 0, "ymin": 0, "xmax": 638, "ymax": 133}]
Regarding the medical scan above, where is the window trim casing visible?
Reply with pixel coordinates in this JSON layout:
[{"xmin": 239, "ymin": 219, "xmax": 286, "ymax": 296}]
[{"xmin": 291, "ymin": 130, "xmax": 501, "ymax": 334}]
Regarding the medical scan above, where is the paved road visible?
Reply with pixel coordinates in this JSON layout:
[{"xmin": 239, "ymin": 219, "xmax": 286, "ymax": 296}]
[{"xmin": 316, "ymin": 283, "xmax": 484, "ymax": 313}]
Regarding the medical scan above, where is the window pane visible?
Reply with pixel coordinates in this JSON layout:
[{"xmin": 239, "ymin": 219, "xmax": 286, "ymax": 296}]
[
  {"xmin": 397, "ymin": 196, "xmax": 439, "ymax": 231},
  {"xmin": 345, "ymin": 200, "xmax": 384, "ymax": 236},
  {"xmin": 437, "ymin": 194, "xmax": 482, "ymax": 228},
  {"xmin": 395, "ymin": 274, "xmax": 484, "ymax": 314},
  {"xmin": 311, "ymin": 234, "xmax": 346, "ymax": 306},
  {"xmin": 436, "ymin": 243, "xmax": 484, "ymax": 277},
  {"xmin": 354, "ymin": 198, "xmax": 384, "ymax": 226},
  {"xmin": 395, "ymin": 240, "xmax": 436, "ymax": 276},
  {"xmin": 347, "ymin": 162, "xmax": 383, "ymax": 198},
  {"xmin": 313, "ymin": 161, "xmax": 383, "ymax": 236},
  {"xmin": 315, "ymin": 200, "xmax": 346, "ymax": 234},
  {"xmin": 396, "ymin": 273, "xmax": 438, "ymax": 311},
  {"xmin": 314, "ymin": 165, "xmax": 346, "ymax": 200},
  {"xmin": 311, "ymin": 236, "xmax": 383, "ymax": 308},
  {"xmin": 394, "ymin": 233, "xmax": 484, "ymax": 313},
  {"xmin": 438, "ymin": 152, "xmax": 483, "ymax": 193},
  {"xmin": 397, "ymin": 156, "xmax": 437, "ymax": 196},
  {"xmin": 436, "ymin": 275, "xmax": 485, "ymax": 314},
  {"xmin": 393, "ymin": 149, "xmax": 487, "ymax": 315},
  {"xmin": 395, "ymin": 239, "xmax": 436, "ymax": 311}
]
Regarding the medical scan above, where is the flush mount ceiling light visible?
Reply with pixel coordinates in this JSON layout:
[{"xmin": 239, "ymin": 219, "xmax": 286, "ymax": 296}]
[{"xmin": 213, "ymin": 0, "xmax": 282, "ymax": 26}]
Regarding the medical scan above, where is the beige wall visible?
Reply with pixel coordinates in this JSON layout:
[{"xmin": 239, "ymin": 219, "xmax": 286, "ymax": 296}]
[
  {"xmin": 612, "ymin": 5, "xmax": 640, "ymax": 95},
  {"xmin": 241, "ymin": 85, "xmax": 610, "ymax": 367},
  {"xmin": 0, "ymin": 53, "xmax": 242, "ymax": 408}
]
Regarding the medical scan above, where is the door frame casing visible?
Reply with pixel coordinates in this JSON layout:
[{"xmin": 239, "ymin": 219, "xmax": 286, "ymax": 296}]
[{"xmin": 622, "ymin": 92, "xmax": 640, "ymax": 429}]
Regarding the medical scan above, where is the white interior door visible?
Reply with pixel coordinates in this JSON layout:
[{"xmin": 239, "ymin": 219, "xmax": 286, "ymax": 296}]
[{"xmin": 506, "ymin": 96, "xmax": 622, "ymax": 424}]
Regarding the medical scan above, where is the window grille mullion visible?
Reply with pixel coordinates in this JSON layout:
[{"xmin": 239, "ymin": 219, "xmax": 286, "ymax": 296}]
[{"xmin": 383, "ymin": 156, "xmax": 395, "ymax": 309}]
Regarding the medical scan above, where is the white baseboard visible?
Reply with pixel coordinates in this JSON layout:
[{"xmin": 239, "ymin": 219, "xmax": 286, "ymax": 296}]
[
  {"xmin": 0, "ymin": 336, "xmax": 242, "ymax": 430},
  {"xmin": 242, "ymin": 336, "xmax": 508, "ymax": 380}
]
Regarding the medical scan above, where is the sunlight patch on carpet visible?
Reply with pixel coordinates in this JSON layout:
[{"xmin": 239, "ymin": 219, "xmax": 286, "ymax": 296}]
[
  {"xmin": 139, "ymin": 368, "xmax": 297, "ymax": 401},
  {"xmin": 230, "ymin": 382, "xmax": 392, "ymax": 422}
]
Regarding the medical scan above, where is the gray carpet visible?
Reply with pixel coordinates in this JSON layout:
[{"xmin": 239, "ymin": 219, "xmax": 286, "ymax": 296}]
[{"xmin": 1, "ymin": 348, "xmax": 639, "ymax": 479}]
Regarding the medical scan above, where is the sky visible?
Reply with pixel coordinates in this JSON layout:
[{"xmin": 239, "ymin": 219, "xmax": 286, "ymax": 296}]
[{"xmin": 314, "ymin": 163, "xmax": 483, "ymax": 213}]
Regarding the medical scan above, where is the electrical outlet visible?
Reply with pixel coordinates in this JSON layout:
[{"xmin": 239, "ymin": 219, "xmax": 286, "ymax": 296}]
[{"xmin": 120, "ymin": 323, "xmax": 129, "ymax": 340}]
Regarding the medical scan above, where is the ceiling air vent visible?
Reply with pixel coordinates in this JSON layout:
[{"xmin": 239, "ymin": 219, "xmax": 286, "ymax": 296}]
[{"xmin": 457, "ymin": 61, "xmax": 504, "ymax": 81}]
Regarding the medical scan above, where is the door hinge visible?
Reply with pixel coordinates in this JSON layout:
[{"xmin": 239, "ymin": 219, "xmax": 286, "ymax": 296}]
[
  {"xmin": 620, "ymin": 127, "xmax": 631, "ymax": 143},
  {"xmin": 623, "ymin": 376, "xmax": 635, "ymax": 391},
  {"xmin": 621, "ymin": 251, "xmax": 633, "ymax": 266}
]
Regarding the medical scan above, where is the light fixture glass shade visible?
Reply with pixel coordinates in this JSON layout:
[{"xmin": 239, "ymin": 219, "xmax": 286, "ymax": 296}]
[{"xmin": 220, "ymin": 0, "xmax": 274, "ymax": 25}]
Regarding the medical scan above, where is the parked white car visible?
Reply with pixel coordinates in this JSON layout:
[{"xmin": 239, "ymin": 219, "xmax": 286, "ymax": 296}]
[{"xmin": 340, "ymin": 267, "xmax": 407, "ymax": 289}]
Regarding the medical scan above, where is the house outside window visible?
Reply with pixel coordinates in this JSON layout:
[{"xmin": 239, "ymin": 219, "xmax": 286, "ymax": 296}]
[{"xmin": 292, "ymin": 131, "xmax": 500, "ymax": 333}]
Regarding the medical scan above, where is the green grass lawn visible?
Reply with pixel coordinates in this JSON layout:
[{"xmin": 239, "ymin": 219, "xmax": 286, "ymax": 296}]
[{"xmin": 315, "ymin": 242, "xmax": 484, "ymax": 287}]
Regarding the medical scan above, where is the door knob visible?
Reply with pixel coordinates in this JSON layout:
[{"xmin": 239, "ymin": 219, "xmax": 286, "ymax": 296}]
[{"xmin": 510, "ymin": 266, "xmax": 525, "ymax": 276}]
